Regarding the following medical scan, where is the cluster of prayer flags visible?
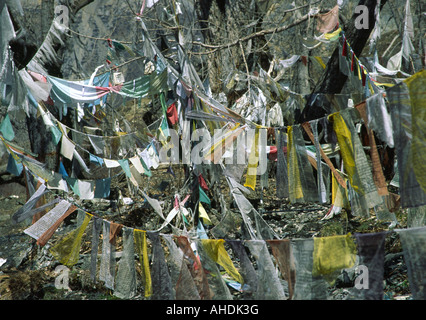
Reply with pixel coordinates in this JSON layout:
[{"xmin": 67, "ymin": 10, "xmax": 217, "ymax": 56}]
[
  {"xmin": 16, "ymin": 194, "xmax": 426, "ymax": 300},
  {"xmin": 268, "ymin": 70, "xmax": 425, "ymax": 222},
  {"xmin": 2, "ymin": 3, "xmax": 425, "ymax": 300}
]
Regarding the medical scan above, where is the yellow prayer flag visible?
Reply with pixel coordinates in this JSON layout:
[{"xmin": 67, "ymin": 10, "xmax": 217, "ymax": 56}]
[
  {"xmin": 244, "ymin": 127, "xmax": 259, "ymax": 190},
  {"xmin": 201, "ymin": 239, "xmax": 244, "ymax": 284},
  {"xmin": 312, "ymin": 233, "xmax": 357, "ymax": 284},
  {"xmin": 49, "ymin": 213, "xmax": 91, "ymax": 267},
  {"xmin": 134, "ymin": 229, "xmax": 152, "ymax": 297},
  {"xmin": 373, "ymin": 81, "xmax": 395, "ymax": 87},
  {"xmin": 330, "ymin": 113, "xmax": 361, "ymax": 194},
  {"xmin": 324, "ymin": 27, "xmax": 342, "ymax": 40},
  {"xmin": 369, "ymin": 80, "xmax": 375, "ymax": 95},
  {"xmin": 357, "ymin": 60, "xmax": 362, "ymax": 81},
  {"xmin": 205, "ymin": 123, "xmax": 242, "ymax": 164},
  {"xmin": 287, "ymin": 126, "xmax": 303, "ymax": 201},
  {"xmin": 331, "ymin": 174, "xmax": 349, "ymax": 209},
  {"xmin": 405, "ymin": 70, "xmax": 426, "ymax": 194},
  {"xmin": 199, "ymin": 202, "xmax": 212, "ymax": 226},
  {"xmin": 314, "ymin": 56, "xmax": 326, "ymax": 69}
]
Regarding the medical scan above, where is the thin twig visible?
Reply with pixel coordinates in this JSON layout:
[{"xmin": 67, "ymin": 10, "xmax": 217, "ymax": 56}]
[
  {"xmin": 239, "ymin": 40, "xmax": 251, "ymax": 94},
  {"xmin": 191, "ymin": 12, "xmax": 313, "ymax": 55}
]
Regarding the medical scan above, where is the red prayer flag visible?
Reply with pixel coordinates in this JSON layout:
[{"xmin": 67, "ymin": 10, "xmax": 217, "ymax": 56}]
[
  {"xmin": 361, "ymin": 66, "xmax": 366, "ymax": 86},
  {"xmin": 166, "ymin": 102, "xmax": 178, "ymax": 125},
  {"xmin": 342, "ymin": 38, "xmax": 347, "ymax": 57},
  {"xmin": 198, "ymin": 174, "xmax": 209, "ymax": 191}
]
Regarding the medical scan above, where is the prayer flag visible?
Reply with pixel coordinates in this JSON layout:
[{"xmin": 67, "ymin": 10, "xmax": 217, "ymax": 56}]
[
  {"xmin": 134, "ymin": 229, "xmax": 152, "ymax": 297},
  {"xmin": 6, "ymin": 153, "xmax": 22, "ymax": 176},
  {"xmin": 201, "ymin": 239, "xmax": 243, "ymax": 284},
  {"xmin": 94, "ymin": 178, "xmax": 111, "ymax": 198},
  {"xmin": 24, "ymin": 200, "xmax": 71, "ymax": 241},
  {"xmin": 60, "ymin": 135, "xmax": 75, "ymax": 160},
  {"xmin": 118, "ymin": 159, "xmax": 132, "ymax": 178},
  {"xmin": 396, "ymin": 226, "xmax": 426, "ymax": 300},
  {"xmin": 312, "ymin": 233, "xmax": 357, "ymax": 284},
  {"xmin": 166, "ymin": 102, "xmax": 178, "ymax": 125},
  {"xmin": 244, "ymin": 127, "xmax": 259, "ymax": 190},
  {"xmin": 199, "ymin": 187, "xmax": 211, "ymax": 206},
  {"xmin": 49, "ymin": 213, "xmax": 91, "ymax": 267},
  {"xmin": 0, "ymin": 114, "xmax": 15, "ymax": 141}
]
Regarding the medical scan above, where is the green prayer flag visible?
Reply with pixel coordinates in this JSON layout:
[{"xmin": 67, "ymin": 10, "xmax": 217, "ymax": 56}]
[
  {"xmin": 7, "ymin": 153, "xmax": 23, "ymax": 176},
  {"xmin": 0, "ymin": 114, "xmax": 15, "ymax": 141},
  {"xmin": 199, "ymin": 187, "xmax": 211, "ymax": 206},
  {"xmin": 160, "ymin": 92, "xmax": 168, "ymax": 115},
  {"xmin": 50, "ymin": 125, "xmax": 62, "ymax": 145},
  {"xmin": 158, "ymin": 116, "xmax": 170, "ymax": 139},
  {"xmin": 65, "ymin": 177, "xmax": 80, "ymax": 196},
  {"xmin": 118, "ymin": 159, "xmax": 132, "ymax": 178},
  {"xmin": 140, "ymin": 157, "xmax": 152, "ymax": 177}
]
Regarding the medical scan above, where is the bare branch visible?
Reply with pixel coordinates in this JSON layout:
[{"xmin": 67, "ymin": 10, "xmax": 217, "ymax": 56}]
[{"xmin": 191, "ymin": 12, "xmax": 313, "ymax": 54}]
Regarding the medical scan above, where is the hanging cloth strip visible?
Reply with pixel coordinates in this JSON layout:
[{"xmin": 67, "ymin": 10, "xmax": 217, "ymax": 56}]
[
  {"xmin": 329, "ymin": 112, "xmax": 359, "ymax": 192},
  {"xmin": 386, "ymin": 71, "xmax": 426, "ymax": 208},
  {"xmin": 47, "ymin": 75, "xmax": 111, "ymax": 107},
  {"xmin": 404, "ymin": 71, "xmax": 426, "ymax": 195},
  {"xmin": 245, "ymin": 240, "xmax": 287, "ymax": 300},
  {"xmin": 11, "ymin": 183, "xmax": 47, "ymax": 224},
  {"xmin": 204, "ymin": 123, "xmax": 244, "ymax": 165},
  {"xmin": 275, "ymin": 128, "xmax": 289, "ymax": 199},
  {"xmin": 114, "ymin": 227, "xmax": 138, "ymax": 299},
  {"xmin": 134, "ymin": 229, "xmax": 152, "ymax": 297},
  {"xmin": 176, "ymin": 236, "xmax": 211, "ymax": 300},
  {"xmin": 147, "ymin": 231, "xmax": 174, "ymax": 299},
  {"xmin": 356, "ymin": 101, "xmax": 389, "ymax": 196},
  {"xmin": 312, "ymin": 233, "xmax": 357, "ymax": 285},
  {"xmin": 99, "ymin": 220, "xmax": 116, "ymax": 289},
  {"xmin": 287, "ymin": 126, "xmax": 303, "ymax": 202},
  {"xmin": 325, "ymin": 172, "xmax": 349, "ymax": 220},
  {"xmin": 60, "ymin": 134, "xmax": 75, "ymax": 161},
  {"xmin": 352, "ymin": 232, "xmax": 387, "ymax": 300},
  {"xmin": 111, "ymin": 69, "xmax": 168, "ymax": 99},
  {"xmin": 287, "ymin": 125, "xmax": 318, "ymax": 203},
  {"xmin": 301, "ymin": 122, "xmax": 346, "ymax": 189},
  {"xmin": 161, "ymin": 234, "xmax": 200, "ymax": 300},
  {"xmin": 6, "ymin": 153, "xmax": 23, "ymax": 176},
  {"xmin": 201, "ymin": 239, "xmax": 244, "ymax": 284},
  {"xmin": 310, "ymin": 120, "xmax": 328, "ymax": 203},
  {"xmin": 396, "ymin": 226, "xmax": 426, "ymax": 300},
  {"xmin": 0, "ymin": 113, "xmax": 15, "ymax": 141},
  {"xmin": 291, "ymin": 239, "xmax": 328, "ymax": 300},
  {"xmin": 47, "ymin": 69, "xmax": 167, "ymax": 107},
  {"xmin": 90, "ymin": 216, "xmax": 103, "ymax": 282},
  {"xmin": 277, "ymin": 55, "xmax": 300, "ymax": 69},
  {"xmin": 330, "ymin": 110, "xmax": 383, "ymax": 209},
  {"xmin": 35, "ymin": 204, "xmax": 78, "ymax": 247},
  {"xmin": 196, "ymin": 239, "xmax": 233, "ymax": 300},
  {"xmin": 365, "ymin": 92, "xmax": 394, "ymax": 148},
  {"xmin": 47, "ymin": 172, "xmax": 69, "ymax": 192},
  {"xmin": 227, "ymin": 176, "xmax": 280, "ymax": 240},
  {"xmin": 226, "ymin": 240, "xmax": 259, "ymax": 300},
  {"xmin": 316, "ymin": 5, "xmax": 339, "ymax": 34},
  {"xmin": 23, "ymin": 200, "xmax": 71, "ymax": 243},
  {"xmin": 267, "ymin": 239, "xmax": 296, "ymax": 300},
  {"xmin": 49, "ymin": 213, "xmax": 91, "ymax": 267}
]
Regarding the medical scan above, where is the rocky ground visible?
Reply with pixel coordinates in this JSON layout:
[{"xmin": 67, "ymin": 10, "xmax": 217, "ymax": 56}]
[{"xmin": 0, "ymin": 164, "xmax": 411, "ymax": 300}]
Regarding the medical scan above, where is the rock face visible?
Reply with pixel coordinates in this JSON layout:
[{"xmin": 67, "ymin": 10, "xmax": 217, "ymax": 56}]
[{"xmin": 59, "ymin": 0, "xmax": 139, "ymax": 80}]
